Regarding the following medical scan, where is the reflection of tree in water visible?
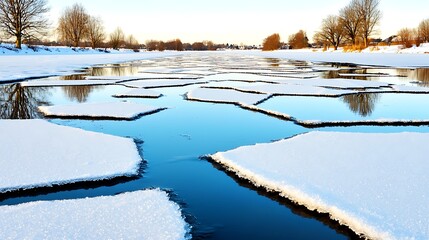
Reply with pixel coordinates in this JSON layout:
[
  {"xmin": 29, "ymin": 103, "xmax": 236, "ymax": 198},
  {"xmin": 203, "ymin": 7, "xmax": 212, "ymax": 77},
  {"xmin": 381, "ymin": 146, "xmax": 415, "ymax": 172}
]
[
  {"xmin": 341, "ymin": 93, "xmax": 380, "ymax": 117},
  {"xmin": 265, "ymin": 58, "xmax": 280, "ymax": 67},
  {"xmin": 412, "ymin": 68, "xmax": 429, "ymax": 86},
  {"xmin": 89, "ymin": 64, "xmax": 140, "ymax": 77},
  {"xmin": 62, "ymin": 85, "xmax": 101, "ymax": 103},
  {"xmin": 0, "ymin": 84, "xmax": 48, "ymax": 119}
]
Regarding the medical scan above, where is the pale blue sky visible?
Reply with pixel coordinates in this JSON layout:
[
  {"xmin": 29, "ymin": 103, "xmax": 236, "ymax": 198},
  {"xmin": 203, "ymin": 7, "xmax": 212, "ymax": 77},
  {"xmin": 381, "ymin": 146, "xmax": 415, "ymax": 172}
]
[{"xmin": 48, "ymin": 0, "xmax": 429, "ymax": 45}]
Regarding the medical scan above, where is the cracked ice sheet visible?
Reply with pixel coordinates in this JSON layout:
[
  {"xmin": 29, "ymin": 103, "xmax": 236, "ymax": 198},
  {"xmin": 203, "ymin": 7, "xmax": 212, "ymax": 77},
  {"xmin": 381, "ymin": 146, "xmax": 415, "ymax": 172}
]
[
  {"xmin": 39, "ymin": 102, "xmax": 165, "ymax": 120},
  {"xmin": 113, "ymin": 88, "xmax": 163, "ymax": 98},
  {"xmin": 20, "ymin": 79, "xmax": 119, "ymax": 87},
  {"xmin": 0, "ymin": 189, "xmax": 190, "ymax": 240},
  {"xmin": 121, "ymin": 79, "xmax": 208, "ymax": 88},
  {"xmin": 210, "ymin": 131, "xmax": 429, "ymax": 240},
  {"xmin": 271, "ymin": 77, "xmax": 391, "ymax": 89},
  {"xmin": 186, "ymin": 87, "xmax": 270, "ymax": 105},
  {"xmin": 220, "ymin": 83, "xmax": 357, "ymax": 97},
  {"xmin": 0, "ymin": 120, "xmax": 142, "ymax": 193}
]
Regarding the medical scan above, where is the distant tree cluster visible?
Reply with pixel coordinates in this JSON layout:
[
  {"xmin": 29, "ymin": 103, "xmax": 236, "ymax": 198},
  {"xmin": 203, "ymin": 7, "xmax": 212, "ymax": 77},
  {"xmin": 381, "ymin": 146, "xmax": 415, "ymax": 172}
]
[
  {"xmin": 395, "ymin": 19, "xmax": 429, "ymax": 48},
  {"xmin": 262, "ymin": 33, "xmax": 281, "ymax": 51},
  {"xmin": 56, "ymin": 3, "xmax": 138, "ymax": 50},
  {"xmin": 145, "ymin": 39, "xmax": 224, "ymax": 51},
  {"xmin": 315, "ymin": 0, "xmax": 382, "ymax": 50},
  {"xmin": 288, "ymin": 30, "xmax": 309, "ymax": 49}
]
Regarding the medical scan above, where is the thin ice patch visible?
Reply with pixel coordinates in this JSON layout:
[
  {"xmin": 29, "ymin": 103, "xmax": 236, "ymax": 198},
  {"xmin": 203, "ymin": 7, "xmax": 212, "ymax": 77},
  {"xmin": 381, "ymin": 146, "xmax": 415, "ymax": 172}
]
[{"xmin": 38, "ymin": 102, "xmax": 166, "ymax": 120}]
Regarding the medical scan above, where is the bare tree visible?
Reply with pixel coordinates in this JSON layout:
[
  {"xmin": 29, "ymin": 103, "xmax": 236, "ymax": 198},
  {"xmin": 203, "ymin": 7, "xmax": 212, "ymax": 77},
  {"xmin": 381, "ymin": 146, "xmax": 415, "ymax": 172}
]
[
  {"xmin": 262, "ymin": 33, "xmax": 280, "ymax": 51},
  {"xmin": 109, "ymin": 27, "xmax": 124, "ymax": 49},
  {"xmin": 316, "ymin": 15, "xmax": 345, "ymax": 50},
  {"xmin": 398, "ymin": 28, "xmax": 416, "ymax": 48},
  {"xmin": 0, "ymin": 0, "xmax": 49, "ymax": 49},
  {"xmin": 288, "ymin": 30, "xmax": 308, "ymax": 49},
  {"xmin": 357, "ymin": 0, "xmax": 382, "ymax": 47},
  {"xmin": 87, "ymin": 16, "xmax": 105, "ymax": 49},
  {"xmin": 125, "ymin": 34, "xmax": 139, "ymax": 50},
  {"xmin": 339, "ymin": 0, "xmax": 361, "ymax": 45},
  {"xmin": 57, "ymin": 3, "xmax": 89, "ymax": 47},
  {"xmin": 418, "ymin": 19, "xmax": 429, "ymax": 43},
  {"xmin": 165, "ymin": 39, "xmax": 183, "ymax": 51}
]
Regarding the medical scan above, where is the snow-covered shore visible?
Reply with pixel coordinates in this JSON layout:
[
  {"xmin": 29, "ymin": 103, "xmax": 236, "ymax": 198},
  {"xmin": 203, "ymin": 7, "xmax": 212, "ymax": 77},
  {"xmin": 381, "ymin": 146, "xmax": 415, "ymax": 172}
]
[{"xmin": 1, "ymin": 43, "xmax": 429, "ymax": 83}]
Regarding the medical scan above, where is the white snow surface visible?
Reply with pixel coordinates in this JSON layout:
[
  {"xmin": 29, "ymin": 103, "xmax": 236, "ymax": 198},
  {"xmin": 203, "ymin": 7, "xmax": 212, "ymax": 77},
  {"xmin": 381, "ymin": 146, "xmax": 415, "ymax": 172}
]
[
  {"xmin": 222, "ymin": 83, "xmax": 357, "ymax": 96},
  {"xmin": 186, "ymin": 87, "xmax": 270, "ymax": 105},
  {"xmin": 0, "ymin": 189, "xmax": 190, "ymax": 240},
  {"xmin": 270, "ymin": 77, "xmax": 391, "ymax": 89},
  {"xmin": 210, "ymin": 131, "xmax": 429, "ymax": 240},
  {"xmin": 38, "ymin": 102, "xmax": 165, "ymax": 120},
  {"xmin": 0, "ymin": 48, "xmax": 181, "ymax": 83},
  {"xmin": 122, "ymin": 79, "xmax": 207, "ymax": 88},
  {"xmin": 0, "ymin": 120, "xmax": 142, "ymax": 193},
  {"xmin": 113, "ymin": 88, "xmax": 163, "ymax": 98}
]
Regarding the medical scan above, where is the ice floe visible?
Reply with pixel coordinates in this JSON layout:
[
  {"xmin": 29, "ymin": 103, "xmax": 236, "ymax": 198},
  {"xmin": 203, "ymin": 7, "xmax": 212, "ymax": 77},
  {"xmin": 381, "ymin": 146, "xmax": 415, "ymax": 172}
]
[
  {"xmin": 0, "ymin": 120, "xmax": 142, "ymax": 193},
  {"xmin": 113, "ymin": 88, "xmax": 163, "ymax": 98},
  {"xmin": 121, "ymin": 79, "xmax": 208, "ymax": 89},
  {"xmin": 209, "ymin": 131, "xmax": 429, "ymax": 240},
  {"xmin": 270, "ymin": 78, "xmax": 391, "ymax": 89},
  {"xmin": 215, "ymin": 83, "xmax": 357, "ymax": 97},
  {"xmin": 186, "ymin": 87, "xmax": 270, "ymax": 105},
  {"xmin": 0, "ymin": 189, "xmax": 190, "ymax": 240},
  {"xmin": 38, "ymin": 102, "xmax": 166, "ymax": 120}
]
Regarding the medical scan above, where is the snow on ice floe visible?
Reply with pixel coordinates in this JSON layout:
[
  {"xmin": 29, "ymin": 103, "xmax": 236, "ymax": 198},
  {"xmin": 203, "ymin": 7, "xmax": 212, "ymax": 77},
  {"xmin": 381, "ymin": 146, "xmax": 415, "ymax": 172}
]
[
  {"xmin": 20, "ymin": 79, "xmax": 119, "ymax": 87},
  {"xmin": 0, "ymin": 120, "xmax": 142, "ymax": 193},
  {"xmin": 0, "ymin": 189, "xmax": 190, "ymax": 240},
  {"xmin": 201, "ymin": 73, "xmax": 313, "ymax": 83},
  {"xmin": 135, "ymin": 73, "xmax": 202, "ymax": 80},
  {"xmin": 270, "ymin": 77, "xmax": 391, "ymax": 89},
  {"xmin": 217, "ymin": 83, "xmax": 357, "ymax": 97},
  {"xmin": 390, "ymin": 84, "xmax": 429, "ymax": 93},
  {"xmin": 113, "ymin": 88, "xmax": 163, "ymax": 98},
  {"xmin": 209, "ymin": 131, "xmax": 429, "ymax": 240},
  {"xmin": 84, "ymin": 76, "xmax": 144, "ymax": 82},
  {"xmin": 186, "ymin": 87, "xmax": 270, "ymax": 105},
  {"xmin": 39, "ymin": 102, "xmax": 166, "ymax": 120},
  {"xmin": 121, "ymin": 79, "xmax": 208, "ymax": 89}
]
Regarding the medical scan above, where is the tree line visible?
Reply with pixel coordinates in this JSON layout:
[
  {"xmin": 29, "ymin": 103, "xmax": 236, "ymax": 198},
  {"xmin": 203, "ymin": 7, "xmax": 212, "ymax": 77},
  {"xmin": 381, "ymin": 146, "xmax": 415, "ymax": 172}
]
[{"xmin": 263, "ymin": 0, "xmax": 429, "ymax": 51}]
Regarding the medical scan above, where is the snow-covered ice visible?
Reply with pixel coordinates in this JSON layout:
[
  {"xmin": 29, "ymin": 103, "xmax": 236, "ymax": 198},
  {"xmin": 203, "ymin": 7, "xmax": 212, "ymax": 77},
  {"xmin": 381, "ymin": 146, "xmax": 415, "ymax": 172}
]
[
  {"xmin": 218, "ymin": 83, "xmax": 357, "ymax": 97},
  {"xmin": 0, "ymin": 120, "xmax": 142, "ymax": 193},
  {"xmin": 122, "ymin": 79, "xmax": 208, "ymax": 89},
  {"xmin": 113, "ymin": 88, "xmax": 163, "ymax": 98},
  {"xmin": 0, "ymin": 49, "xmax": 181, "ymax": 83},
  {"xmin": 270, "ymin": 77, "xmax": 391, "ymax": 89},
  {"xmin": 0, "ymin": 189, "xmax": 190, "ymax": 240},
  {"xmin": 209, "ymin": 131, "xmax": 429, "ymax": 240},
  {"xmin": 186, "ymin": 87, "xmax": 271, "ymax": 105},
  {"xmin": 38, "ymin": 101, "xmax": 166, "ymax": 120}
]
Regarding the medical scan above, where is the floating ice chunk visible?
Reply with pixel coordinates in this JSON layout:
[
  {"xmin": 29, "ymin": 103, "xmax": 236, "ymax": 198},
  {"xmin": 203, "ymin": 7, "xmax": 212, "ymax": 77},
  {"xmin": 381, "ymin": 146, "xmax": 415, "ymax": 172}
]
[
  {"xmin": 186, "ymin": 87, "xmax": 270, "ymax": 105},
  {"xmin": 390, "ymin": 84, "xmax": 429, "ymax": 93},
  {"xmin": 0, "ymin": 189, "xmax": 190, "ymax": 240},
  {"xmin": 209, "ymin": 131, "xmax": 429, "ymax": 240},
  {"xmin": 38, "ymin": 102, "xmax": 166, "ymax": 120},
  {"xmin": 201, "ymin": 73, "xmax": 289, "ymax": 82},
  {"xmin": 122, "ymin": 79, "xmax": 208, "ymax": 89},
  {"xmin": 271, "ymin": 78, "xmax": 391, "ymax": 89},
  {"xmin": 20, "ymin": 79, "xmax": 119, "ymax": 87},
  {"xmin": 222, "ymin": 83, "xmax": 357, "ymax": 97},
  {"xmin": 113, "ymin": 88, "xmax": 163, "ymax": 98},
  {"xmin": 0, "ymin": 120, "xmax": 142, "ymax": 193},
  {"xmin": 135, "ymin": 73, "xmax": 202, "ymax": 79}
]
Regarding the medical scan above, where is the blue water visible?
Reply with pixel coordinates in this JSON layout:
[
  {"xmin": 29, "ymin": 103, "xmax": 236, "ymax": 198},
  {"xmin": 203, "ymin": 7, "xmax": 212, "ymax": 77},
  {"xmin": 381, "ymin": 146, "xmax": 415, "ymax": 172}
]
[{"xmin": 1, "ymin": 55, "xmax": 429, "ymax": 239}]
